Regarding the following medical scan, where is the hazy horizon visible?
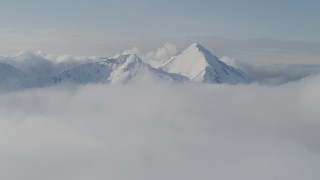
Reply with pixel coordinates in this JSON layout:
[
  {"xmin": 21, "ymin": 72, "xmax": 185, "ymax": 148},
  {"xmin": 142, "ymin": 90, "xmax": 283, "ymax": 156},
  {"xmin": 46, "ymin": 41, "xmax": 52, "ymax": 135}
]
[{"xmin": 1, "ymin": 1, "xmax": 320, "ymax": 180}]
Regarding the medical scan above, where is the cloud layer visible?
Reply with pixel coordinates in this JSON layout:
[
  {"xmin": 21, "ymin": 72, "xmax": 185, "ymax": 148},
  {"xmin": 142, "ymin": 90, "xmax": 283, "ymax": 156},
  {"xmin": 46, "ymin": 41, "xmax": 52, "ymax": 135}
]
[{"xmin": 0, "ymin": 75, "xmax": 320, "ymax": 180}]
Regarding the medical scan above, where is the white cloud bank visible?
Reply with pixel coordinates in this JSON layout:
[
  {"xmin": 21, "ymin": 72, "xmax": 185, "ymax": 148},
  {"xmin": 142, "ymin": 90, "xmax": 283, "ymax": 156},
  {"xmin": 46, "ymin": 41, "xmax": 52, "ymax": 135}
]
[{"xmin": 0, "ymin": 75, "xmax": 320, "ymax": 180}]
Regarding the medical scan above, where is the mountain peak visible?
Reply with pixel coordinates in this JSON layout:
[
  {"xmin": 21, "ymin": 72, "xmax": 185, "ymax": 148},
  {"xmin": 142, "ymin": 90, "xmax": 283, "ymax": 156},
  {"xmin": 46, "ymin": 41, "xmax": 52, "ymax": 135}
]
[
  {"xmin": 128, "ymin": 53, "xmax": 140, "ymax": 59},
  {"xmin": 185, "ymin": 42, "xmax": 208, "ymax": 53},
  {"xmin": 190, "ymin": 42, "xmax": 203, "ymax": 48},
  {"xmin": 116, "ymin": 53, "xmax": 143, "ymax": 65},
  {"xmin": 161, "ymin": 42, "xmax": 252, "ymax": 84}
]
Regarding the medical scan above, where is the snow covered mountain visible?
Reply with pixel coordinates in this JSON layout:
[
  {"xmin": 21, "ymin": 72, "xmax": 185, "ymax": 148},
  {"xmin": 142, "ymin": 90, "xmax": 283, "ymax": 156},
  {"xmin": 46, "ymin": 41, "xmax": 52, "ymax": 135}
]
[
  {"xmin": 0, "ymin": 43, "xmax": 252, "ymax": 91},
  {"xmin": 161, "ymin": 43, "xmax": 252, "ymax": 84}
]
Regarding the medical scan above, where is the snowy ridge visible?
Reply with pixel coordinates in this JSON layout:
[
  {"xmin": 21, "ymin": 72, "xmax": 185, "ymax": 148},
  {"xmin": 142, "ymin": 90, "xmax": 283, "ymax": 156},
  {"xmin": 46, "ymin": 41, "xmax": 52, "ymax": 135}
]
[
  {"xmin": 0, "ymin": 43, "xmax": 252, "ymax": 91},
  {"xmin": 50, "ymin": 54, "xmax": 186, "ymax": 85}
]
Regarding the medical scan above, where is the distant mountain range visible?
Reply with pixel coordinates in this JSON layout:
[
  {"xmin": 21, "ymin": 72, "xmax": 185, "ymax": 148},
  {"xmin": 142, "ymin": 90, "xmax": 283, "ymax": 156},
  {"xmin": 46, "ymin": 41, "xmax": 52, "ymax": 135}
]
[{"xmin": 0, "ymin": 43, "xmax": 252, "ymax": 91}]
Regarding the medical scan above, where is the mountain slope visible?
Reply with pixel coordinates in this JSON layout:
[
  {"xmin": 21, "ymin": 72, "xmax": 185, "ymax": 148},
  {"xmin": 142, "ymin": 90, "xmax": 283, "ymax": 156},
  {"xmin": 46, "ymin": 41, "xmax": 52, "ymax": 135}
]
[
  {"xmin": 161, "ymin": 43, "xmax": 252, "ymax": 84},
  {"xmin": 0, "ymin": 61, "xmax": 31, "ymax": 91}
]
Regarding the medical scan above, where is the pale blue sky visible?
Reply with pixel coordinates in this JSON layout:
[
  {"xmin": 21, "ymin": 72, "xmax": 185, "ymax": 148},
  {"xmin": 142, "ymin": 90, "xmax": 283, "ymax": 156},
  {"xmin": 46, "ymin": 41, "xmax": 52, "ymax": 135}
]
[{"xmin": 0, "ymin": 0, "xmax": 319, "ymax": 42}]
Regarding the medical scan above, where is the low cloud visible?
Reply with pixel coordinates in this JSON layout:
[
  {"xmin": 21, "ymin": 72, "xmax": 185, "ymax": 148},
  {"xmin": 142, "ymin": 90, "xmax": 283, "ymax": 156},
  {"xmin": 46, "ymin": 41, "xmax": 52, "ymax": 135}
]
[
  {"xmin": 144, "ymin": 42, "xmax": 177, "ymax": 61},
  {"xmin": 0, "ymin": 76, "xmax": 320, "ymax": 180}
]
